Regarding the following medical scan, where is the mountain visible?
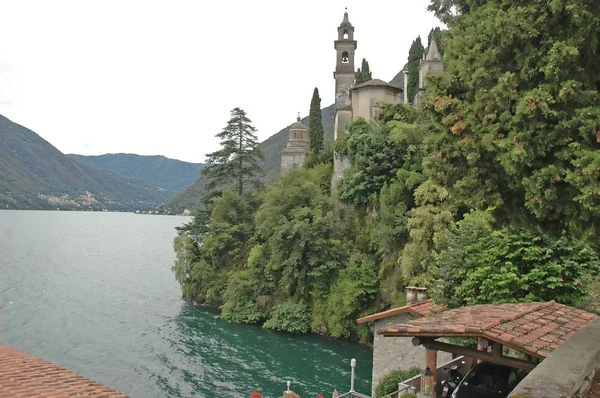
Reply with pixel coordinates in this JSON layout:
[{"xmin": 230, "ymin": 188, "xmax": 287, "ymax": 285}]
[
  {"xmin": 165, "ymin": 104, "xmax": 336, "ymax": 214},
  {"xmin": 68, "ymin": 153, "xmax": 206, "ymax": 198},
  {"xmin": 0, "ymin": 114, "xmax": 170, "ymax": 211}
]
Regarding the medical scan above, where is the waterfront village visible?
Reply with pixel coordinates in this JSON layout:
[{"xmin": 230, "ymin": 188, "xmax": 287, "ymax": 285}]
[{"xmin": 2, "ymin": 3, "xmax": 600, "ymax": 398}]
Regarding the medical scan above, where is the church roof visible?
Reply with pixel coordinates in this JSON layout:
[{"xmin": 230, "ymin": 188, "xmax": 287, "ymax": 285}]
[
  {"xmin": 290, "ymin": 121, "xmax": 307, "ymax": 131},
  {"xmin": 352, "ymin": 78, "xmax": 402, "ymax": 91},
  {"xmin": 340, "ymin": 11, "xmax": 352, "ymax": 26},
  {"xmin": 426, "ymin": 40, "xmax": 442, "ymax": 61}
]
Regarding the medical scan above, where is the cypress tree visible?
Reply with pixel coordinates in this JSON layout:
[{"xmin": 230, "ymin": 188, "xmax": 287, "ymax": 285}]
[
  {"xmin": 427, "ymin": 27, "xmax": 445, "ymax": 56},
  {"xmin": 355, "ymin": 58, "xmax": 373, "ymax": 84},
  {"xmin": 308, "ymin": 88, "xmax": 324, "ymax": 154},
  {"xmin": 407, "ymin": 36, "xmax": 424, "ymax": 103}
]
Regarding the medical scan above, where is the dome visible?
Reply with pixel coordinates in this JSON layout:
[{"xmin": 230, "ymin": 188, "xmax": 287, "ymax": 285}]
[{"xmin": 290, "ymin": 121, "xmax": 307, "ymax": 132}]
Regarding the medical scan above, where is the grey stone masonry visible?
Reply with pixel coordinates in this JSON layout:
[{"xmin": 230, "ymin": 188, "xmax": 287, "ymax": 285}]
[{"xmin": 371, "ymin": 314, "xmax": 451, "ymax": 396}]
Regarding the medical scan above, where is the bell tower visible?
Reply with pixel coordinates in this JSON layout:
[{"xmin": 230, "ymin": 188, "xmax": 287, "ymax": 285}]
[{"xmin": 333, "ymin": 9, "xmax": 357, "ymax": 139}]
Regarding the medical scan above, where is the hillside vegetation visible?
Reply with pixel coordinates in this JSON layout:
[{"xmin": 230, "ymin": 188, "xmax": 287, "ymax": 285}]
[
  {"xmin": 69, "ymin": 153, "xmax": 205, "ymax": 198},
  {"xmin": 172, "ymin": 0, "xmax": 600, "ymax": 340},
  {"xmin": 0, "ymin": 114, "xmax": 170, "ymax": 211},
  {"xmin": 166, "ymin": 104, "xmax": 335, "ymax": 213}
]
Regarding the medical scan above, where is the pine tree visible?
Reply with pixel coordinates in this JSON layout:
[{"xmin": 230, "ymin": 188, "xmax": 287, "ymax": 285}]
[
  {"xmin": 202, "ymin": 107, "xmax": 264, "ymax": 196},
  {"xmin": 355, "ymin": 58, "xmax": 373, "ymax": 84},
  {"xmin": 308, "ymin": 88, "xmax": 324, "ymax": 154},
  {"xmin": 407, "ymin": 36, "xmax": 424, "ymax": 103}
]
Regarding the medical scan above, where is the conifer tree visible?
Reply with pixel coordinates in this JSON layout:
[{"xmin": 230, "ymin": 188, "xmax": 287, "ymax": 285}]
[
  {"xmin": 308, "ymin": 88, "xmax": 324, "ymax": 154},
  {"xmin": 407, "ymin": 36, "xmax": 424, "ymax": 103},
  {"xmin": 202, "ymin": 107, "xmax": 264, "ymax": 196},
  {"xmin": 427, "ymin": 27, "xmax": 445, "ymax": 56},
  {"xmin": 426, "ymin": 0, "xmax": 600, "ymax": 242},
  {"xmin": 355, "ymin": 58, "xmax": 373, "ymax": 84}
]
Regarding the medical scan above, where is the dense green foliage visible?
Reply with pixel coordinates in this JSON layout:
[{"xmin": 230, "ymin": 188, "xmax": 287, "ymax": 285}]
[
  {"xmin": 69, "ymin": 153, "xmax": 205, "ymax": 198},
  {"xmin": 407, "ymin": 36, "xmax": 424, "ymax": 103},
  {"xmin": 173, "ymin": 0, "xmax": 600, "ymax": 340},
  {"xmin": 432, "ymin": 210, "xmax": 599, "ymax": 308},
  {"xmin": 203, "ymin": 108, "xmax": 265, "ymax": 196},
  {"xmin": 309, "ymin": 88, "xmax": 325, "ymax": 154},
  {"xmin": 167, "ymin": 104, "xmax": 337, "ymax": 214},
  {"xmin": 355, "ymin": 58, "xmax": 373, "ymax": 85},
  {"xmin": 374, "ymin": 367, "xmax": 421, "ymax": 398},
  {"xmin": 0, "ymin": 114, "xmax": 170, "ymax": 211}
]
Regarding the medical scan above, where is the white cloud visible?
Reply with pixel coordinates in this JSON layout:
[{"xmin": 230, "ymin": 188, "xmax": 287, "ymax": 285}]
[{"xmin": 0, "ymin": 0, "xmax": 443, "ymax": 163}]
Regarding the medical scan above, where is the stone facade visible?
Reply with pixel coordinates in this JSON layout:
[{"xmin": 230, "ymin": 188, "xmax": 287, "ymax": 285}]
[
  {"xmin": 351, "ymin": 79, "xmax": 403, "ymax": 121},
  {"xmin": 281, "ymin": 118, "xmax": 310, "ymax": 175},
  {"xmin": 333, "ymin": 11, "xmax": 357, "ymax": 139},
  {"xmin": 414, "ymin": 40, "xmax": 444, "ymax": 106},
  {"xmin": 370, "ymin": 313, "xmax": 452, "ymax": 396}
]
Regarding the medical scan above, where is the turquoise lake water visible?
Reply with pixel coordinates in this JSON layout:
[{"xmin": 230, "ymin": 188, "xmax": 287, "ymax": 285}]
[{"xmin": 0, "ymin": 211, "xmax": 372, "ymax": 397}]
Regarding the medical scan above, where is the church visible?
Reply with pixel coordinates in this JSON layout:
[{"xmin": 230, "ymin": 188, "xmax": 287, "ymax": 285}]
[{"xmin": 281, "ymin": 10, "xmax": 444, "ymax": 176}]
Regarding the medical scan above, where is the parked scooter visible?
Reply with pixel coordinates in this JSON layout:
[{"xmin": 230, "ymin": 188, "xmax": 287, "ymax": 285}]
[{"xmin": 441, "ymin": 361, "xmax": 466, "ymax": 398}]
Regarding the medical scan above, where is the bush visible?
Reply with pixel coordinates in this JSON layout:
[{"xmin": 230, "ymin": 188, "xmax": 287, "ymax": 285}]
[
  {"xmin": 263, "ymin": 300, "xmax": 311, "ymax": 334},
  {"xmin": 374, "ymin": 367, "xmax": 421, "ymax": 398}
]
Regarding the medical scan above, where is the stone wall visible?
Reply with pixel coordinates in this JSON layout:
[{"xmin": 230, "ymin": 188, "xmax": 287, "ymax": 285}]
[
  {"xmin": 371, "ymin": 313, "xmax": 452, "ymax": 396},
  {"xmin": 509, "ymin": 318, "xmax": 600, "ymax": 398}
]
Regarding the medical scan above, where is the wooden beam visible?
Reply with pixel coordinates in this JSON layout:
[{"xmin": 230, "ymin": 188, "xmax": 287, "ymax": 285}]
[{"xmin": 421, "ymin": 340, "xmax": 537, "ymax": 372}]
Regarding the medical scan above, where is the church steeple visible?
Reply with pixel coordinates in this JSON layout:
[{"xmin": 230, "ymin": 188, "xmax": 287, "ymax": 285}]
[
  {"xmin": 334, "ymin": 9, "xmax": 357, "ymax": 75},
  {"xmin": 333, "ymin": 9, "xmax": 357, "ymax": 139}
]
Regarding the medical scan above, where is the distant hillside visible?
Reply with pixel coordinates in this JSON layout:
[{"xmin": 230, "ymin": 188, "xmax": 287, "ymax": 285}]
[
  {"xmin": 0, "ymin": 114, "xmax": 170, "ymax": 211},
  {"xmin": 69, "ymin": 153, "xmax": 205, "ymax": 199},
  {"xmin": 166, "ymin": 104, "xmax": 336, "ymax": 214}
]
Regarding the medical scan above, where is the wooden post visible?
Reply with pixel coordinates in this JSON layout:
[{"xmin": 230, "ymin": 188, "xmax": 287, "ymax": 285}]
[
  {"xmin": 425, "ymin": 349, "xmax": 438, "ymax": 396},
  {"xmin": 477, "ymin": 338, "xmax": 488, "ymax": 363},
  {"xmin": 492, "ymin": 343, "xmax": 503, "ymax": 357}
]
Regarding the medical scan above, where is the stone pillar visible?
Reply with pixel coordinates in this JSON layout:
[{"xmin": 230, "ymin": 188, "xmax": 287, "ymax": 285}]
[{"xmin": 403, "ymin": 70, "xmax": 408, "ymax": 104}]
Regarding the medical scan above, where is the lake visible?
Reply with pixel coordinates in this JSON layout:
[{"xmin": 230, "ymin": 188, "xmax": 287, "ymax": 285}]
[{"xmin": 0, "ymin": 211, "xmax": 372, "ymax": 397}]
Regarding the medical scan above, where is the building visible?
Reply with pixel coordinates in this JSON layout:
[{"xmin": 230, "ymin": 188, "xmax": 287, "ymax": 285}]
[
  {"xmin": 280, "ymin": 115, "xmax": 311, "ymax": 175},
  {"xmin": 357, "ymin": 288, "xmax": 451, "ymax": 396},
  {"xmin": 413, "ymin": 39, "xmax": 444, "ymax": 106}
]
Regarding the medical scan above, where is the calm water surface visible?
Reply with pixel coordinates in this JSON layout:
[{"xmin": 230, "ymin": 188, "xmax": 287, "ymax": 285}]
[{"xmin": 0, "ymin": 211, "xmax": 372, "ymax": 397}]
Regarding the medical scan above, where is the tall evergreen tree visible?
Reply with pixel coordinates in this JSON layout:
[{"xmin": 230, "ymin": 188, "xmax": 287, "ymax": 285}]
[
  {"xmin": 308, "ymin": 88, "xmax": 324, "ymax": 154},
  {"xmin": 202, "ymin": 107, "xmax": 264, "ymax": 196},
  {"xmin": 355, "ymin": 58, "xmax": 373, "ymax": 84},
  {"xmin": 427, "ymin": 27, "xmax": 445, "ymax": 56},
  {"xmin": 407, "ymin": 36, "xmax": 424, "ymax": 103},
  {"xmin": 426, "ymin": 0, "xmax": 600, "ymax": 242}
]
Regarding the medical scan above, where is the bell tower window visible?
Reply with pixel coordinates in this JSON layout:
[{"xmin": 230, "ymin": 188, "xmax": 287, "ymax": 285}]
[
  {"xmin": 342, "ymin": 51, "xmax": 349, "ymax": 63},
  {"xmin": 343, "ymin": 30, "xmax": 349, "ymax": 40}
]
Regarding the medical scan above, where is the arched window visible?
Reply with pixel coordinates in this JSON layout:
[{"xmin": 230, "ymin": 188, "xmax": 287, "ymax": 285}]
[
  {"xmin": 343, "ymin": 30, "xmax": 349, "ymax": 40},
  {"xmin": 342, "ymin": 51, "xmax": 349, "ymax": 63}
]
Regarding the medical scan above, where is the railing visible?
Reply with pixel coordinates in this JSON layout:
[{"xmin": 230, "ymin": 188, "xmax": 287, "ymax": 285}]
[{"xmin": 381, "ymin": 380, "xmax": 418, "ymax": 398}]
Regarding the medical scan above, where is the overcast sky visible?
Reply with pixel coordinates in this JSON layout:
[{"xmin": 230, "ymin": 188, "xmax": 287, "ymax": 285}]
[{"xmin": 0, "ymin": 0, "xmax": 443, "ymax": 163}]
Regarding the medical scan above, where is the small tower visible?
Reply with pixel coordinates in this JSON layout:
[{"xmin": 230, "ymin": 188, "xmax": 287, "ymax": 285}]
[
  {"xmin": 414, "ymin": 40, "xmax": 444, "ymax": 106},
  {"xmin": 333, "ymin": 9, "xmax": 357, "ymax": 139},
  {"xmin": 280, "ymin": 114, "xmax": 310, "ymax": 175}
]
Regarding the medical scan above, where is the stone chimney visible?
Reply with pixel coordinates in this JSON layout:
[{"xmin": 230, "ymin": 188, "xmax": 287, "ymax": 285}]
[{"xmin": 406, "ymin": 286, "xmax": 428, "ymax": 304}]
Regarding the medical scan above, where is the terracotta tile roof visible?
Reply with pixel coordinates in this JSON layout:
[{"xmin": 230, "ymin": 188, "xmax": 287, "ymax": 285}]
[
  {"xmin": 378, "ymin": 301, "xmax": 597, "ymax": 359},
  {"xmin": 357, "ymin": 299, "xmax": 445, "ymax": 324},
  {"xmin": 0, "ymin": 344, "xmax": 128, "ymax": 397}
]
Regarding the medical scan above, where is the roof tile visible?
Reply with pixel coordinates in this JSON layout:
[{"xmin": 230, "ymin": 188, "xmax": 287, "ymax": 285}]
[
  {"xmin": 0, "ymin": 344, "xmax": 127, "ymax": 397},
  {"xmin": 378, "ymin": 301, "xmax": 597, "ymax": 358}
]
